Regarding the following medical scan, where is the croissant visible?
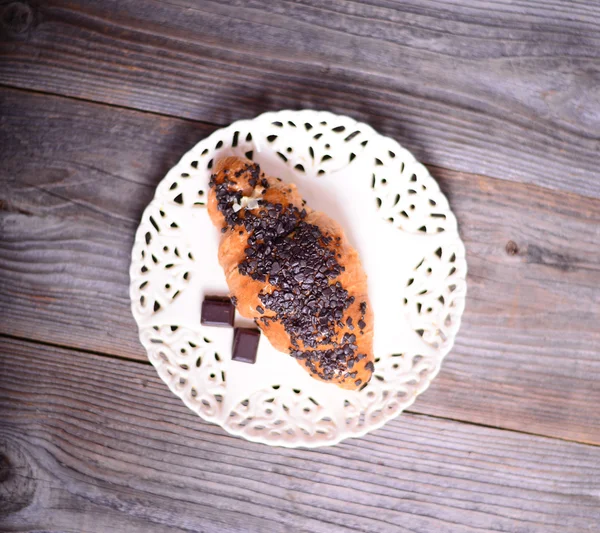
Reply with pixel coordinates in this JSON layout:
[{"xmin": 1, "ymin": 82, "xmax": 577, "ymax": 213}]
[{"xmin": 208, "ymin": 156, "xmax": 374, "ymax": 389}]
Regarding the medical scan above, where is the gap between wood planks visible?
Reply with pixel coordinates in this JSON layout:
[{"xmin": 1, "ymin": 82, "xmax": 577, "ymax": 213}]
[
  {"xmin": 2, "ymin": 82, "xmax": 599, "ymax": 204},
  {"xmin": 2, "ymin": 331, "xmax": 596, "ymax": 449},
  {"xmin": 0, "ymin": 82, "xmax": 208, "ymax": 130}
]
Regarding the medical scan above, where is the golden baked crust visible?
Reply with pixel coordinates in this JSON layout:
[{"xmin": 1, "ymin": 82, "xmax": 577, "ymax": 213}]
[{"xmin": 208, "ymin": 156, "xmax": 374, "ymax": 389}]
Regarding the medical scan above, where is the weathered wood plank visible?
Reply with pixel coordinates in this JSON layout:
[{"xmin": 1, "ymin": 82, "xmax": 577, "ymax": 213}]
[
  {"xmin": 418, "ymin": 165, "xmax": 600, "ymax": 443},
  {"xmin": 1, "ymin": 88, "xmax": 599, "ymax": 444},
  {"xmin": 1, "ymin": 337, "xmax": 599, "ymax": 533},
  {"xmin": 0, "ymin": 88, "xmax": 217, "ymax": 360},
  {"xmin": 0, "ymin": 0, "xmax": 599, "ymax": 197}
]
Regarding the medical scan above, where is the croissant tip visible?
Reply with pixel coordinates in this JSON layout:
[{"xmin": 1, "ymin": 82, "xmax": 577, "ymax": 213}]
[{"xmin": 214, "ymin": 155, "xmax": 251, "ymax": 174}]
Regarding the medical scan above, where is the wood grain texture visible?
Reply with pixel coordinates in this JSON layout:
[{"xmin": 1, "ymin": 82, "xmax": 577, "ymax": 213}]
[
  {"xmin": 419, "ymin": 165, "xmax": 600, "ymax": 444},
  {"xmin": 1, "ymin": 87, "xmax": 599, "ymax": 444},
  {"xmin": 0, "ymin": 0, "xmax": 599, "ymax": 197},
  {"xmin": 1, "ymin": 337, "xmax": 599, "ymax": 533},
  {"xmin": 0, "ymin": 87, "xmax": 217, "ymax": 359}
]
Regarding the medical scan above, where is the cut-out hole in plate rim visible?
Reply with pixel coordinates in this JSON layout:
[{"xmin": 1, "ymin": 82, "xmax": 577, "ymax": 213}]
[{"xmin": 130, "ymin": 109, "xmax": 467, "ymax": 448}]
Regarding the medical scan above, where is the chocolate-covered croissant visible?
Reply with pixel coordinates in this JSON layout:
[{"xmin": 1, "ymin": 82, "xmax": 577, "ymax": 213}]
[{"xmin": 208, "ymin": 156, "xmax": 374, "ymax": 389}]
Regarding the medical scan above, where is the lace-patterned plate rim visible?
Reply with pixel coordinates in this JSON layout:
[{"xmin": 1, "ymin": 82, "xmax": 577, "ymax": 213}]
[{"xmin": 129, "ymin": 109, "xmax": 467, "ymax": 448}]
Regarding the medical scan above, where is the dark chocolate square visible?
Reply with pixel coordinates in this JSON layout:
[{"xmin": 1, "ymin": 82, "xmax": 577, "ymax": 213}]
[
  {"xmin": 232, "ymin": 327, "xmax": 260, "ymax": 364},
  {"xmin": 201, "ymin": 297, "xmax": 235, "ymax": 327}
]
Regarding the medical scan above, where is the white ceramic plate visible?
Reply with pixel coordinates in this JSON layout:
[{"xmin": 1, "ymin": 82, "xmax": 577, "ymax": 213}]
[{"xmin": 130, "ymin": 110, "xmax": 467, "ymax": 448}]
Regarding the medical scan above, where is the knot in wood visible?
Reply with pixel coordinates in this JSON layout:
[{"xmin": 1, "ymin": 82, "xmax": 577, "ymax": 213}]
[
  {"xmin": 0, "ymin": 445, "xmax": 36, "ymax": 515},
  {"xmin": 1, "ymin": 2, "xmax": 33, "ymax": 36},
  {"xmin": 505, "ymin": 240, "xmax": 519, "ymax": 256}
]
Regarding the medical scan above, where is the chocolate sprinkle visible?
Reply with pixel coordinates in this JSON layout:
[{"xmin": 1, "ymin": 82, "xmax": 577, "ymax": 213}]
[{"xmin": 211, "ymin": 161, "xmax": 369, "ymax": 383}]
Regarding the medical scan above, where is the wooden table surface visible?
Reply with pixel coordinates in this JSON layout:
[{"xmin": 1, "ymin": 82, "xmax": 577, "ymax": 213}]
[{"xmin": 1, "ymin": 1, "xmax": 599, "ymax": 531}]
